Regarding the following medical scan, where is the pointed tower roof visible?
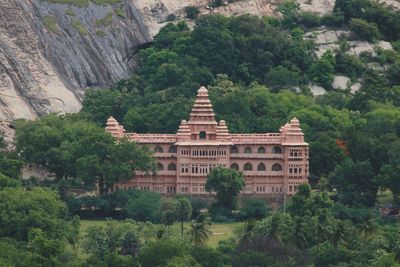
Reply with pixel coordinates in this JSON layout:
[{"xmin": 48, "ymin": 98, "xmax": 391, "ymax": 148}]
[
  {"xmin": 177, "ymin": 120, "xmax": 191, "ymax": 141},
  {"xmin": 216, "ymin": 120, "xmax": 230, "ymax": 141},
  {"xmin": 188, "ymin": 86, "xmax": 217, "ymax": 125},
  {"xmin": 105, "ymin": 116, "xmax": 125, "ymax": 138},
  {"xmin": 281, "ymin": 117, "xmax": 307, "ymax": 145}
]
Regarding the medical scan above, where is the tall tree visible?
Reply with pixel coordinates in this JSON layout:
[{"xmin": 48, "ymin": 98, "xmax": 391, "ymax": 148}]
[
  {"xmin": 205, "ymin": 167, "xmax": 245, "ymax": 210},
  {"xmin": 176, "ymin": 197, "xmax": 192, "ymax": 236},
  {"xmin": 378, "ymin": 141, "xmax": 400, "ymax": 206},
  {"xmin": 189, "ymin": 213, "xmax": 212, "ymax": 246},
  {"xmin": 0, "ymin": 187, "xmax": 69, "ymax": 242},
  {"xmin": 160, "ymin": 198, "xmax": 177, "ymax": 238},
  {"xmin": 329, "ymin": 159, "xmax": 378, "ymax": 207},
  {"xmin": 16, "ymin": 115, "xmax": 154, "ymax": 194}
]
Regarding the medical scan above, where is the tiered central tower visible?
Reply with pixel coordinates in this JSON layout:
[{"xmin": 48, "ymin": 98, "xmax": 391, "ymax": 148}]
[{"xmin": 187, "ymin": 86, "xmax": 218, "ymax": 140}]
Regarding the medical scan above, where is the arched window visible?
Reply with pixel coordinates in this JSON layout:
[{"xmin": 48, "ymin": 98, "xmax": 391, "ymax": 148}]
[
  {"xmin": 257, "ymin": 147, "xmax": 266, "ymax": 154},
  {"xmin": 199, "ymin": 131, "xmax": 206, "ymax": 140},
  {"xmin": 157, "ymin": 163, "xmax": 164, "ymax": 171},
  {"xmin": 230, "ymin": 146, "xmax": 239, "ymax": 154},
  {"xmin": 168, "ymin": 145, "xmax": 177, "ymax": 153},
  {"xmin": 244, "ymin": 163, "xmax": 253, "ymax": 171},
  {"xmin": 230, "ymin": 163, "xmax": 239, "ymax": 171},
  {"xmin": 272, "ymin": 146, "xmax": 282, "ymax": 154},
  {"xmin": 272, "ymin": 163, "xmax": 282, "ymax": 171},
  {"xmin": 154, "ymin": 146, "xmax": 163, "ymax": 153},
  {"xmin": 244, "ymin": 147, "xmax": 252, "ymax": 153},
  {"xmin": 257, "ymin": 163, "xmax": 266, "ymax": 171},
  {"xmin": 168, "ymin": 163, "xmax": 176, "ymax": 171}
]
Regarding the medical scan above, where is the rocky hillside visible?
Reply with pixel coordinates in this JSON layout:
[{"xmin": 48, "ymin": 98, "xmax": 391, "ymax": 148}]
[
  {"xmin": 0, "ymin": 0, "xmax": 337, "ymax": 122},
  {"xmin": 1, "ymin": 0, "xmax": 399, "ymax": 122}
]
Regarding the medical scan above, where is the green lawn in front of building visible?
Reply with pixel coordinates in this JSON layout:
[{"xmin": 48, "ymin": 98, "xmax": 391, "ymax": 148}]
[{"xmin": 79, "ymin": 219, "xmax": 239, "ymax": 248}]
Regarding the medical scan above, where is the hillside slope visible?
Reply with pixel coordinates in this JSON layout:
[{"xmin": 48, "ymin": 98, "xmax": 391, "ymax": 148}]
[{"xmin": 0, "ymin": 0, "xmax": 339, "ymax": 121}]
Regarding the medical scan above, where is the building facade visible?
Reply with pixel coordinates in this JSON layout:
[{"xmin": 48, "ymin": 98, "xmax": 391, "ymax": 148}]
[{"xmin": 106, "ymin": 86, "xmax": 309, "ymax": 196}]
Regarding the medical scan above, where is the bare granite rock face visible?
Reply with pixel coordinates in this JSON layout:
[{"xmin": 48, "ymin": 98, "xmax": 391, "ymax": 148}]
[
  {"xmin": 2, "ymin": 0, "xmax": 398, "ymax": 124},
  {"xmin": 0, "ymin": 0, "xmax": 154, "ymax": 121},
  {"xmin": 0, "ymin": 0, "xmax": 340, "ymax": 123}
]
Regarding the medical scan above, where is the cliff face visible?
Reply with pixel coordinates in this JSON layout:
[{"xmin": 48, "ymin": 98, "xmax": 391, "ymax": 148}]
[
  {"xmin": 0, "ymin": 0, "xmax": 154, "ymax": 120},
  {"xmin": 0, "ymin": 0, "xmax": 337, "ymax": 122}
]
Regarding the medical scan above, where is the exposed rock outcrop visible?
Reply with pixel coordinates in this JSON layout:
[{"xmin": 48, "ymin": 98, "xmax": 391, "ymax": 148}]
[
  {"xmin": 1, "ymin": 0, "xmax": 398, "ymax": 123},
  {"xmin": 0, "ymin": 0, "xmax": 153, "ymax": 121},
  {"xmin": 0, "ymin": 0, "xmax": 338, "ymax": 122}
]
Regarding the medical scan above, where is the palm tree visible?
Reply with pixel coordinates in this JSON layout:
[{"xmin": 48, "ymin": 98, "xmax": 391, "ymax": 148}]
[
  {"xmin": 357, "ymin": 214, "xmax": 377, "ymax": 241},
  {"xmin": 189, "ymin": 213, "xmax": 212, "ymax": 246},
  {"xmin": 330, "ymin": 220, "xmax": 348, "ymax": 264},
  {"xmin": 265, "ymin": 213, "xmax": 282, "ymax": 241}
]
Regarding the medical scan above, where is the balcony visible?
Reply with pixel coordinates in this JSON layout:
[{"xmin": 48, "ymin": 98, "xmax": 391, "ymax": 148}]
[
  {"xmin": 243, "ymin": 171, "xmax": 284, "ymax": 176},
  {"xmin": 230, "ymin": 134, "xmax": 282, "ymax": 144}
]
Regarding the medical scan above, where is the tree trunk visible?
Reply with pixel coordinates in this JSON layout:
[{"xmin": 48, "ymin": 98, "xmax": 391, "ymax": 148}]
[
  {"xmin": 98, "ymin": 176, "xmax": 106, "ymax": 195},
  {"xmin": 181, "ymin": 219, "xmax": 184, "ymax": 236}
]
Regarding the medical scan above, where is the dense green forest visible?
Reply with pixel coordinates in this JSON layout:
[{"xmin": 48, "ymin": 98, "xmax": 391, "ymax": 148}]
[{"xmin": 1, "ymin": 0, "xmax": 400, "ymax": 266}]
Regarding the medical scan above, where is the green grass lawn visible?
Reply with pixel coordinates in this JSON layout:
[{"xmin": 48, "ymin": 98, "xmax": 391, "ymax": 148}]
[{"xmin": 79, "ymin": 219, "xmax": 239, "ymax": 248}]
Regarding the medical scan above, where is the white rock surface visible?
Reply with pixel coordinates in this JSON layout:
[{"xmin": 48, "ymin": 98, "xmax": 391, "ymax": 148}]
[
  {"xmin": 0, "ymin": 120, "xmax": 15, "ymax": 149},
  {"xmin": 332, "ymin": 76, "xmax": 351, "ymax": 90},
  {"xmin": 350, "ymin": 83, "xmax": 361, "ymax": 94},
  {"xmin": 298, "ymin": 0, "xmax": 335, "ymax": 14},
  {"xmin": 377, "ymin": 41, "xmax": 393, "ymax": 51},
  {"xmin": 309, "ymin": 84, "xmax": 327, "ymax": 96},
  {"xmin": 305, "ymin": 29, "xmax": 351, "ymax": 57},
  {"xmin": 348, "ymin": 40, "xmax": 393, "ymax": 56},
  {"xmin": 379, "ymin": 0, "xmax": 400, "ymax": 10}
]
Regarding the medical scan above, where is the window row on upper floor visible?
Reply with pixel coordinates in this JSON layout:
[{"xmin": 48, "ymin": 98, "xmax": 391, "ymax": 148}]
[
  {"xmin": 154, "ymin": 145, "xmax": 285, "ymax": 155},
  {"xmin": 230, "ymin": 163, "xmax": 282, "ymax": 172},
  {"xmin": 230, "ymin": 146, "xmax": 282, "ymax": 154},
  {"xmin": 154, "ymin": 145, "xmax": 177, "ymax": 153},
  {"xmin": 156, "ymin": 162, "xmax": 282, "ymax": 173}
]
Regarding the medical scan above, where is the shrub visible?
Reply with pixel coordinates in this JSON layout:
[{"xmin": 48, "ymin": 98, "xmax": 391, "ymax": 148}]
[
  {"xmin": 43, "ymin": 16, "xmax": 61, "ymax": 35},
  {"xmin": 65, "ymin": 8, "xmax": 76, "ymax": 16},
  {"xmin": 166, "ymin": 14, "xmax": 176, "ymax": 22},
  {"xmin": 209, "ymin": 204, "xmax": 233, "ymax": 222},
  {"xmin": 238, "ymin": 197, "xmax": 270, "ymax": 220},
  {"xmin": 308, "ymin": 56, "xmax": 335, "ymax": 88},
  {"xmin": 298, "ymin": 11, "xmax": 321, "ymax": 28},
  {"xmin": 321, "ymin": 10, "xmax": 345, "ymax": 27},
  {"xmin": 96, "ymin": 12, "xmax": 113, "ymax": 27},
  {"xmin": 125, "ymin": 191, "xmax": 161, "ymax": 223},
  {"xmin": 71, "ymin": 20, "xmax": 88, "ymax": 35},
  {"xmin": 185, "ymin": 6, "xmax": 200, "ymax": 20},
  {"xmin": 264, "ymin": 66, "xmax": 302, "ymax": 90},
  {"xmin": 96, "ymin": 30, "xmax": 106, "ymax": 37},
  {"xmin": 349, "ymin": 18, "xmax": 381, "ymax": 42},
  {"xmin": 189, "ymin": 197, "xmax": 208, "ymax": 219},
  {"xmin": 115, "ymin": 8, "xmax": 126, "ymax": 18},
  {"xmin": 209, "ymin": 0, "xmax": 224, "ymax": 8},
  {"xmin": 335, "ymin": 53, "xmax": 364, "ymax": 79}
]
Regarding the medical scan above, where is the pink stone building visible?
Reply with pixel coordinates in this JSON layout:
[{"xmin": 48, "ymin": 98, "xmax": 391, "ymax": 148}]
[{"xmin": 106, "ymin": 86, "xmax": 309, "ymax": 196}]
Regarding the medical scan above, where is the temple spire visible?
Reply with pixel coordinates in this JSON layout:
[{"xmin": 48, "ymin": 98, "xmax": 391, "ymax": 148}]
[{"xmin": 188, "ymin": 86, "xmax": 217, "ymax": 124}]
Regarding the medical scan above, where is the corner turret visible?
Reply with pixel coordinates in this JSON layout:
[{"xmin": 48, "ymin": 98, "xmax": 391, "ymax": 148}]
[
  {"xmin": 216, "ymin": 120, "xmax": 230, "ymax": 142},
  {"xmin": 176, "ymin": 120, "xmax": 191, "ymax": 142},
  {"xmin": 281, "ymin": 117, "xmax": 306, "ymax": 145}
]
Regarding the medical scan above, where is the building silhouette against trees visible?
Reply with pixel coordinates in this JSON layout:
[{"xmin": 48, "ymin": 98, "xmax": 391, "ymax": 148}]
[{"xmin": 106, "ymin": 87, "xmax": 309, "ymax": 196}]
